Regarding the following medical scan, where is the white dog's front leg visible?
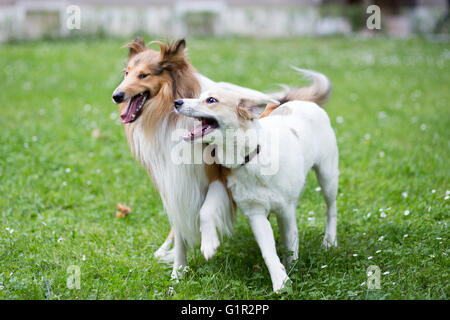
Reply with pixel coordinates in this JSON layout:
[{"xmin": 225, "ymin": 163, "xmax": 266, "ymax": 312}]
[
  {"xmin": 247, "ymin": 212, "xmax": 290, "ymax": 293},
  {"xmin": 171, "ymin": 231, "xmax": 187, "ymax": 281},
  {"xmin": 199, "ymin": 180, "xmax": 233, "ymax": 260}
]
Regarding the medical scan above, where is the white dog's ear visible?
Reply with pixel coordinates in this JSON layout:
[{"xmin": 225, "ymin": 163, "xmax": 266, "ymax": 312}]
[{"xmin": 238, "ymin": 96, "xmax": 278, "ymax": 119}]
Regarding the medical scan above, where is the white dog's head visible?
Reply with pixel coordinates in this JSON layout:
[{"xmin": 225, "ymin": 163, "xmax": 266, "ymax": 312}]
[{"xmin": 174, "ymin": 88, "xmax": 276, "ymax": 143}]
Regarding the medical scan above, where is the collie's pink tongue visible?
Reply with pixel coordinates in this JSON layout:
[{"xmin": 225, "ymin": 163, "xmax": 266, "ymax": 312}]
[{"xmin": 120, "ymin": 94, "xmax": 145, "ymax": 123}]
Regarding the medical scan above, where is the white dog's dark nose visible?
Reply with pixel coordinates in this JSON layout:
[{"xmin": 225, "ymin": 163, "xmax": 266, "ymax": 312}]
[{"xmin": 174, "ymin": 99, "xmax": 184, "ymax": 110}]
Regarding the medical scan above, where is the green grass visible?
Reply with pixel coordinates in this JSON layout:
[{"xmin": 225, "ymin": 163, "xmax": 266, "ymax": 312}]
[{"xmin": 0, "ymin": 36, "xmax": 448, "ymax": 300}]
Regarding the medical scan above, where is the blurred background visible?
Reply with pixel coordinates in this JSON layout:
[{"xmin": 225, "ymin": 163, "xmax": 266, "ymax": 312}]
[{"xmin": 0, "ymin": 0, "xmax": 449, "ymax": 42}]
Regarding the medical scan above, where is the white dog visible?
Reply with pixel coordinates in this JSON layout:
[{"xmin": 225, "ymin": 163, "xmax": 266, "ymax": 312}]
[{"xmin": 174, "ymin": 89, "xmax": 339, "ymax": 292}]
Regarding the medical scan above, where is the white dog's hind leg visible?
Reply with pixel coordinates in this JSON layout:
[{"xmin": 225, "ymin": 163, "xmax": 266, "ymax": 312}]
[
  {"xmin": 276, "ymin": 205, "xmax": 299, "ymax": 267},
  {"xmin": 314, "ymin": 159, "xmax": 339, "ymax": 249},
  {"xmin": 248, "ymin": 212, "xmax": 290, "ymax": 293},
  {"xmin": 154, "ymin": 228, "xmax": 175, "ymax": 263},
  {"xmin": 199, "ymin": 180, "xmax": 233, "ymax": 260},
  {"xmin": 171, "ymin": 231, "xmax": 187, "ymax": 281}
]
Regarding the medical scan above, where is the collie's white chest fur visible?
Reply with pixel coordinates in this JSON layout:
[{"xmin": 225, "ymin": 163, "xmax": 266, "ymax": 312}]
[{"xmin": 131, "ymin": 116, "xmax": 209, "ymax": 246}]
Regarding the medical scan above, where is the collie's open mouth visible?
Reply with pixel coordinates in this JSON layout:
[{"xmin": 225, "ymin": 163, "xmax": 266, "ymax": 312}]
[
  {"xmin": 120, "ymin": 91, "xmax": 149, "ymax": 124},
  {"xmin": 184, "ymin": 116, "xmax": 219, "ymax": 141}
]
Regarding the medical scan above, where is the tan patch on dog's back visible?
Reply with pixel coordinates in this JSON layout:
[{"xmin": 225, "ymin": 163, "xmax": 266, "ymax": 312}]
[{"xmin": 270, "ymin": 105, "xmax": 293, "ymax": 116}]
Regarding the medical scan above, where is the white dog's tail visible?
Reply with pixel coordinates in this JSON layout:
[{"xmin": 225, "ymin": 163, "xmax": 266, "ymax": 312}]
[{"xmin": 269, "ymin": 67, "xmax": 332, "ymax": 107}]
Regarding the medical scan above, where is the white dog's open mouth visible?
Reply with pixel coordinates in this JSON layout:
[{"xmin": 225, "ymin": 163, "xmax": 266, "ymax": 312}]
[
  {"xmin": 184, "ymin": 116, "xmax": 219, "ymax": 141},
  {"xmin": 120, "ymin": 91, "xmax": 149, "ymax": 124}
]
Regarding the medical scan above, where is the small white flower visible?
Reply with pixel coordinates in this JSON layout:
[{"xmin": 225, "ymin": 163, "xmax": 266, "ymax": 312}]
[
  {"xmin": 353, "ymin": 208, "xmax": 358, "ymax": 212},
  {"xmin": 378, "ymin": 236, "xmax": 384, "ymax": 241},
  {"xmin": 0, "ymin": 285, "xmax": 4, "ymax": 290},
  {"xmin": 315, "ymin": 187, "xmax": 321, "ymax": 192},
  {"xmin": 420, "ymin": 124, "xmax": 427, "ymax": 131},
  {"xmin": 383, "ymin": 271, "xmax": 390, "ymax": 275},
  {"xmin": 65, "ymin": 168, "xmax": 71, "ymax": 173},
  {"xmin": 110, "ymin": 112, "xmax": 117, "ymax": 120},
  {"xmin": 364, "ymin": 133, "xmax": 371, "ymax": 140},
  {"xmin": 168, "ymin": 286, "xmax": 174, "ymax": 294},
  {"xmin": 308, "ymin": 211, "xmax": 314, "ymax": 215},
  {"xmin": 445, "ymin": 195, "xmax": 449, "ymax": 200},
  {"xmin": 431, "ymin": 189, "xmax": 436, "ymax": 193},
  {"xmin": 87, "ymin": 180, "xmax": 91, "ymax": 185},
  {"xmin": 360, "ymin": 281, "xmax": 366, "ymax": 287},
  {"xmin": 82, "ymin": 255, "xmax": 86, "ymax": 261},
  {"xmin": 401, "ymin": 192, "xmax": 408, "ymax": 198},
  {"xmin": 376, "ymin": 250, "xmax": 382, "ymax": 254},
  {"xmin": 31, "ymin": 136, "xmax": 38, "ymax": 142},
  {"xmin": 321, "ymin": 265, "xmax": 327, "ymax": 269},
  {"xmin": 96, "ymin": 169, "xmax": 101, "ymax": 174},
  {"xmin": 368, "ymin": 256, "xmax": 373, "ymax": 260},
  {"xmin": 403, "ymin": 234, "xmax": 408, "ymax": 238},
  {"xmin": 62, "ymin": 181, "xmax": 67, "ymax": 186},
  {"xmin": 379, "ymin": 151, "xmax": 385, "ymax": 158},
  {"xmin": 378, "ymin": 111, "xmax": 388, "ymax": 119},
  {"xmin": 353, "ymin": 253, "xmax": 358, "ymax": 257},
  {"xmin": 57, "ymin": 237, "xmax": 64, "ymax": 243},
  {"xmin": 366, "ymin": 213, "xmax": 371, "ymax": 218},
  {"xmin": 380, "ymin": 212, "xmax": 387, "ymax": 218},
  {"xmin": 404, "ymin": 210, "xmax": 410, "ymax": 216},
  {"xmin": 436, "ymin": 237, "xmax": 442, "ymax": 240},
  {"xmin": 5, "ymin": 227, "xmax": 14, "ymax": 234},
  {"xmin": 336, "ymin": 116, "xmax": 344, "ymax": 124}
]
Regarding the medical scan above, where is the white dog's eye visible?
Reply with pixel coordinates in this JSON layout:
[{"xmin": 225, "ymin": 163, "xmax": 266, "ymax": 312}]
[{"xmin": 206, "ymin": 97, "xmax": 218, "ymax": 104}]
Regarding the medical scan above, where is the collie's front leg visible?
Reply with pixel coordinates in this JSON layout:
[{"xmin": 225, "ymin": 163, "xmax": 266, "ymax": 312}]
[
  {"xmin": 154, "ymin": 228, "xmax": 174, "ymax": 263},
  {"xmin": 171, "ymin": 231, "xmax": 187, "ymax": 281},
  {"xmin": 199, "ymin": 180, "xmax": 233, "ymax": 260}
]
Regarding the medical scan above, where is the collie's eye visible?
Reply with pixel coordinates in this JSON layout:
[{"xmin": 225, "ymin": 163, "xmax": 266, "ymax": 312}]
[
  {"xmin": 206, "ymin": 97, "xmax": 218, "ymax": 104},
  {"xmin": 138, "ymin": 73, "xmax": 149, "ymax": 79},
  {"xmin": 124, "ymin": 71, "xmax": 128, "ymax": 77}
]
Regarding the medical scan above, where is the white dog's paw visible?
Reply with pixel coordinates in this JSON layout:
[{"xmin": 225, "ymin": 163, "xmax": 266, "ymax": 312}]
[
  {"xmin": 322, "ymin": 235, "xmax": 337, "ymax": 249},
  {"xmin": 272, "ymin": 275, "xmax": 291, "ymax": 293},
  {"xmin": 154, "ymin": 247, "xmax": 174, "ymax": 264},
  {"xmin": 201, "ymin": 231, "xmax": 220, "ymax": 260}
]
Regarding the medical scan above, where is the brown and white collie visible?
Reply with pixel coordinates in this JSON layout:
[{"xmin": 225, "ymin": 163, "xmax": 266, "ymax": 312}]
[{"xmin": 111, "ymin": 37, "xmax": 332, "ymax": 279}]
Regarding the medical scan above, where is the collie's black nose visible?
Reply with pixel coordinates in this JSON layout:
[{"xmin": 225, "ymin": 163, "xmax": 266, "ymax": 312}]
[
  {"xmin": 112, "ymin": 91, "xmax": 125, "ymax": 103},
  {"xmin": 174, "ymin": 99, "xmax": 184, "ymax": 110}
]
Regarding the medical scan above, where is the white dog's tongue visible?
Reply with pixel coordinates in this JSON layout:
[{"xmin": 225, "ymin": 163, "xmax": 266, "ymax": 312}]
[{"xmin": 185, "ymin": 121, "xmax": 206, "ymax": 141}]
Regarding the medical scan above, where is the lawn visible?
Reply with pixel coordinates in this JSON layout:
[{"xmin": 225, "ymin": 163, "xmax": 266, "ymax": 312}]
[{"xmin": 0, "ymin": 36, "xmax": 448, "ymax": 300}]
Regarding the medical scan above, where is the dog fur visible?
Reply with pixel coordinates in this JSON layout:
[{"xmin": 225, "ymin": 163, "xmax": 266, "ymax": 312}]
[
  {"xmin": 175, "ymin": 89, "xmax": 339, "ymax": 292},
  {"xmin": 112, "ymin": 37, "xmax": 332, "ymax": 280}
]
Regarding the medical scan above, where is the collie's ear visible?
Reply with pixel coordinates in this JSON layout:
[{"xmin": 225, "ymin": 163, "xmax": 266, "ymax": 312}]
[
  {"xmin": 156, "ymin": 39, "xmax": 188, "ymax": 71},
  {"xmin": 125, "ymin": 37, "xmax": 147, "ymax": 59}
]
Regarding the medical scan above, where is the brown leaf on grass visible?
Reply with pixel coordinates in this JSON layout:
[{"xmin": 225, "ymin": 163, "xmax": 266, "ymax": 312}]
[{"xmin": 116, "ymin": 203, "xmax": 131, "ymax": 218}]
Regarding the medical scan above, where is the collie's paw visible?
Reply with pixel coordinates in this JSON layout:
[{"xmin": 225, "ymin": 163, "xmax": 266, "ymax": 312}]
[
  {"xmin": 171, "ymin": 265, "xmax": 188, "ymax": 282},
  {"xmin": 154, "ymin": 247, "xmax": 174, "ymax": 264},
  {"xmin": 322, "ymin": 235, "xmax": 337, "ymax": 249},
  {"xmin": 201, "ymin": 232, "xmax": 220, "ymax": 260}
]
